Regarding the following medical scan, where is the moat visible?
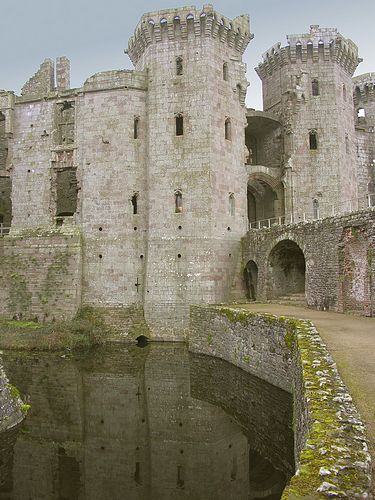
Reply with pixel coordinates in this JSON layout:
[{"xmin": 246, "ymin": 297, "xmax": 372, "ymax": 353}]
[{"xmin": 0, "ymin": 343, "xmax": 294, "ymax": 500}]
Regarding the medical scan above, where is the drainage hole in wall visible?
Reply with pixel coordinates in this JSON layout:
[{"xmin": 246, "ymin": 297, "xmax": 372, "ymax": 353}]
[
  {"xmin": 179, "ymin": 422, "xmax": 183, "ymax": 427},
  {"xmin": 27, "ymin": 169, "xmax": 31, "ymax": 173},
  {"xmin": 180, "ymin": 450, "xmax": 184, "ymax": 454},
  {"xmin": 177, "ymin": 254, "xmax": 181, "ymax": 258},
  {"xmin": 229, "ymin": 253, "xmax": 232, "ymax": 257},
  {"xmin": 227, "ymin": 227, "xmax": 231, "ymax": 231},
  {"xmin": 178, "ymin": 225, "xmax": 182, "ymax": 230},
  {"xmin": 140, "ymin": 254, "xmax": 144, "ymax": 259},
  {"xmin": 101, "ymin": 446, "xmax": 105, "ymax": 450},
  {"xmin": 99, "ymin": 227, "xmax": 103, "ymax": 231},
  {"xmin": 100, "ymin": 419, "xmax": 104, "ymax": 424},
  {"xmin": 99, "ymin": 254, "xmax": 103, "ymax": 259},
  {"xmin": 134, "ymin": 227, "xmax": 137, "ymax": 231}
]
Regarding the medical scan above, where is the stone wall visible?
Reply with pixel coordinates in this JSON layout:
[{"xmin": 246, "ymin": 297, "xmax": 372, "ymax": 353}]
[
  {"xmin": 0, "ymin": 228, "xmax": 82, "ymax": 321},
  {"xmin": 242, "ymin": 209, "xmax": 375, "ymax": 316},
  {"xmin": 189, "ymin": 305, "xmax": 372, "ymax": 498},
  {"xmin": 0, "ymin": 361, "xmax": 24, "ymax": 490}
]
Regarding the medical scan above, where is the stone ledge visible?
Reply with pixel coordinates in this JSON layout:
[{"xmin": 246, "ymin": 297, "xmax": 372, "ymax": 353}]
[{"xmin": 189, "ymin": 305, "xmax": 372, "ymax": 498}]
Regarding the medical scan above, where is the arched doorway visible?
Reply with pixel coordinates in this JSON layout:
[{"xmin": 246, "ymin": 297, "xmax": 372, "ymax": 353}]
[
  {"xmin": 267, "ymin": 240, "xmax": 305, "ymax": 299},
  {"xmin": 247, "ymin": 176, "xmax": 284, "ymax": 225},
  {"xmin": 244, "ymin": 260, "xmax": 258, "ymax": 301}
]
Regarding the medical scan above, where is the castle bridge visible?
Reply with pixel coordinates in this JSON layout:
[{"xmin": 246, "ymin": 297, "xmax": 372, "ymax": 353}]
[{"xmin": 242, "ymin": 208, "xmax": 375, "ymax": 316}]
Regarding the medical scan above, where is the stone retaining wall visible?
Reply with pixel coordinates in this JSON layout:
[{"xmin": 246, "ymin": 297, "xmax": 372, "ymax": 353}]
[
  {"xmin": 0, "ymin": 360, "xmax": 24, "ymax": 489},
  {"xmin": 189, "ymin": 305, "xmax": 372, "ymax": 498}
]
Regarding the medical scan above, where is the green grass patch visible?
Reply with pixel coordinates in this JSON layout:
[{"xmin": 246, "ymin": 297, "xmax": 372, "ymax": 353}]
[{"xmin": 0, "ymin": 306, "xmax": 112, "ymax": 352}]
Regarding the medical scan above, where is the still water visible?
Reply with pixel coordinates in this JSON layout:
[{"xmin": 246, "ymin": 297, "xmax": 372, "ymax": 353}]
[{"xmin": 1, "ymin": 343, "xmax": 294, "ymax": 500}]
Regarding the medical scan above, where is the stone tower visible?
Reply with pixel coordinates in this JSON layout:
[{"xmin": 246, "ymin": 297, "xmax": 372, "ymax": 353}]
[
  {"xmin": 255, "ymin": 26, "xmax": 361, "ymax": 221},
  {"xmin": 127, "ymin": 5, "xmax": 251, "ymax": 336},
  {"xmin": 353, "ymin": 72, "xmax": 375, "ymax": 205}
]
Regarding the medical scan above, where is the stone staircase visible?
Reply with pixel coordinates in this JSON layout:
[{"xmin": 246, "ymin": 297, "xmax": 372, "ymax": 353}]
[{"xmin": 273, "ymin": 292, "xmax": 306, "ymax": 307}]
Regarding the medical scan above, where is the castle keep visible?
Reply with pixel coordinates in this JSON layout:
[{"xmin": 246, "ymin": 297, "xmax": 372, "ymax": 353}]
[{"xmin": 0, "ymin": 5, "xmax": 374, "ymax": 337}]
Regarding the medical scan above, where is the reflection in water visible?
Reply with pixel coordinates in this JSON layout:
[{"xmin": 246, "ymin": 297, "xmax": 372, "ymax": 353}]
[{"xmin": 1, "ymin": 344, "xmax": 294, "ymax": 500}]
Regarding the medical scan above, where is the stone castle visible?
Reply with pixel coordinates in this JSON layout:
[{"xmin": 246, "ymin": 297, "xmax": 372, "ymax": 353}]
[{"xmin": 0, "ymin": 4, "xmax": 374, "ymax": 338}]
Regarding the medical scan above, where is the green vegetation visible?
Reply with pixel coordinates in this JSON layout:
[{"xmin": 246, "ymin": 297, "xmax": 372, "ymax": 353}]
[
  {"xmin": 0, "ymin": 306, "xmax": 112, "ymax": 351},
  {"xmin": 6, "ymin": 383, "xmax": 21, "ymax": 400},
  {"xmin": 20, "ymin": 404, "xmax": 31, "ymax": 414}
]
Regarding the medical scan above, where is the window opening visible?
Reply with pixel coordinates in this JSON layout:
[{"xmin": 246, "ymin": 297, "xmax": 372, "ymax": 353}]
[
  {"xmin": 131, "ymin": 193, "xmax": 138, "ymax": 214},
  {"xmin": 134, "ymin": 117, "xmax": 139, "ymax": 139},
  {"xmin": 229, "ymin": 193, "xmax": 235, "ymax": 216},
  {"xmin": 223, "ymin": 62, "xmax": 228, "ymax": 81},
  {"xmin": 175, "ymin": 114, "xmax": 183, "ymax": 136},
  {"xmin": 309, "ymin": 130, "xmax": 318, "ymax": 150},
  {"xmin": 312, "ymin": 79, "xmax": 319, "ymax": 96},
  {"xmin": 176, "ymin": 57, "xmax": 183, "ymax": 76},
  {"xmin": 175, "ymin": 190, "xmax": 182, "ymax": 213},
  {"xmin": 313, "ymin": 199, "xmax": 319, "ymax": 219},
  {"xmin": 225, "ymin": 118, "xmax": 231, "ymax": 141}
]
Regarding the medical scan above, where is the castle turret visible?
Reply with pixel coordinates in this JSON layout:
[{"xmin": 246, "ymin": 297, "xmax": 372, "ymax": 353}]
[
  {"xmin": 255, "ymin": 26, "xmax": 361, "ymax": 221},
  {"xmin": 127, "ymin": 5, "xmax": 252, "ymax": 337},
  {"xmin": 353, "ymin": 73, "xmax": 375, "ymax": 205}
]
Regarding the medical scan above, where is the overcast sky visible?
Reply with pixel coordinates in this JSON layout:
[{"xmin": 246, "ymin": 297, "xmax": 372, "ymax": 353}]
[{"xmin": 1, "ymin": 0, "xmax": 374, "ymax": 109}]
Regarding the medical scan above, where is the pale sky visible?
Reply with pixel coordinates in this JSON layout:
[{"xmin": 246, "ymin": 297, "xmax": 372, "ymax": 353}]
[{"xmin": 1, "ymin": 0, "xmax": 374, "ymax": 109}]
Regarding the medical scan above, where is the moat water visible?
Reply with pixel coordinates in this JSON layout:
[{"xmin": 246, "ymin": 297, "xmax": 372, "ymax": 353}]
[{"xmin": 0, "ymin": 343, "xmax": 294, "ymax": 500}]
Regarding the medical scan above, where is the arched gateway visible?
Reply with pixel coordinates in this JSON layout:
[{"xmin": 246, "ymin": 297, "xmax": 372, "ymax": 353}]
[{"xmin": 267, "ymin": 240, "xmax": 305, "ymax": 299}]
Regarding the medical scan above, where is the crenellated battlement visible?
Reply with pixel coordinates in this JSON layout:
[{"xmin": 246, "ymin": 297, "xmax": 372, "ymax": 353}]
[
  {"xmin": 256, "ymin": 25, "xmax": 361, "ymax": 79},
  {"xmin": 353, "ymin": 73, "xmax": 375, "ymax": 104},
  {"xmin": 126, "ymin": 4, "xmax": 252, "ymax": 66}
]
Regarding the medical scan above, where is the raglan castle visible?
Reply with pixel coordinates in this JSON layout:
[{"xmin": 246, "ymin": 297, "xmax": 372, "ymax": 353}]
[{"xmin": 0, "ymin": 4, "xmax": 374, "ymax": 339}]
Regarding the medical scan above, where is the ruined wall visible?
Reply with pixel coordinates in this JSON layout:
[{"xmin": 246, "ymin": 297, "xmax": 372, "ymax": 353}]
[
  {"xmin": 0, "ymin": 229, "xmax": 82, "ymax": 321},
  {"xmin": 256, "ymin": 27, "xmax": 360, "ymax": 220},
  {"xmin": 242, "ymin": 209, "xmax": 375, "ymax": 315}
]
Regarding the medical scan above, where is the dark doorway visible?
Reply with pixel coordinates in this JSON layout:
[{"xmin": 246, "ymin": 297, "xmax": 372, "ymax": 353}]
[
  {"xmin": 244, "ymin": 260, "xmax": 258, "ymax": 301},
  {"xmin": 268, "ymin": 240, "xmax": 305, "ymax": 299}
]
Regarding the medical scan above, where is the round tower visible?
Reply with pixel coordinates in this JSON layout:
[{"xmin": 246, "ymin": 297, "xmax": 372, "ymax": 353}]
[
  {"xmin": 127, "ymin": 5, "xmax": 252, "ymax": 337},
  {"xmin": 353, "ymin": 73, "xmax": 375, "ymax": 205},
  {"xmin": 256, "ymin": 26, "xmax": 361, "ymax": 221}
]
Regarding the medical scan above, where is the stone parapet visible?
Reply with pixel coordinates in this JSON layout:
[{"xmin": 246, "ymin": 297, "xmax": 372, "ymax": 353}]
[
  {"xmin": 257, "ymin": 26, "xmax": 361, "ymax": 79},
  {"xmin": 127, "ymin": 4, "xmax": 252, "ymax": 65}
]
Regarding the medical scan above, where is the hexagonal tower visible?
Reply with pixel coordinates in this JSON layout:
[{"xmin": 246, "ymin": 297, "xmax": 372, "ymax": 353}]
[
  {"xmin": 256, "ymin": 26, "xmax": 361, "ymax": 221},
  {"xmin": 127, "ymin": 5, "xmax": 251, "ymax": 337},
  {"xmin": 353, "ymin": 73, "xmax": 375, "ymax": 205}
]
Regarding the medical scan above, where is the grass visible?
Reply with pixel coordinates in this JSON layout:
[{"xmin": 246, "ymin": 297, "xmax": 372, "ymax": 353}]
[{"xmin": 0, "ymin": 306, "xmax": 112, "ymax": 352}]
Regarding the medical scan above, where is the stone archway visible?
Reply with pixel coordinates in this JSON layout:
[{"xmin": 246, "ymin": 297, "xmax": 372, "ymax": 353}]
[
  {"xmin": 247, "ymin": 174, "xmax": 284, "ymax": 224},
  {"xmin": 267, "ymin": 240, "xmax": 305, "ymax": 299},
  {"xmin": 244, "ymin": 260, "xmax": 258, "ymax": 301}
]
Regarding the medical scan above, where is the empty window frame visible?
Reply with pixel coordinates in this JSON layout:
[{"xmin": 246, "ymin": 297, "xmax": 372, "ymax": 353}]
[
  {"xmin": 57, "ymin": 101, "xmax": 75, "ymax": 145},
  {"xmin": 225, "ymin": 118, "xmax": 232, "ymax": 141},
  {"xmin": 175, "ymin": 114, "xmax": 183, "ymax": 136},
  {"xmin": 175, "ymin": 190, "xmax": 182, "ymax": 213},
  {"xmin": 176, "ymin": 57, "xmax": 183, "ymax": 76},
  {"xmin": 309, "ymin": 130, "xmax": 318, "ymax": 150},
  {"xmin": 311, "ymin": 79, "xmax": 319, "ymax": 96},
  {"xmin": 223, "ymin": 62, "xmax": 229, "ymax": 81}
]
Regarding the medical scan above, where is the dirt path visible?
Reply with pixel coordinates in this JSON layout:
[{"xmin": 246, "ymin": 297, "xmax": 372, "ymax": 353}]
[{"xmin": 235, "ymin": 303, "xmax": 375, "ymax": 492}]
